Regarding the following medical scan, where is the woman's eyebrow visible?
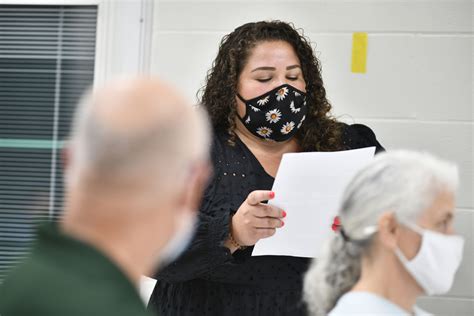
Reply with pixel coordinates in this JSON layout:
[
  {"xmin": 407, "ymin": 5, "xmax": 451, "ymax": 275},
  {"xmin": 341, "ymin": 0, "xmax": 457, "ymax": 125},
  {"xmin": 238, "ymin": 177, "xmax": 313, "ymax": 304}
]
[
  {"xmin": 251, "ymin": 65, "xmax": 301, "ymax": 72},
  {"xmin": 251, "ymin": 66, "xmax": 276, "ymax": 72},
  {"xmin": 286, "ymin": 65, "xmax": 301, "ymax": 70}
]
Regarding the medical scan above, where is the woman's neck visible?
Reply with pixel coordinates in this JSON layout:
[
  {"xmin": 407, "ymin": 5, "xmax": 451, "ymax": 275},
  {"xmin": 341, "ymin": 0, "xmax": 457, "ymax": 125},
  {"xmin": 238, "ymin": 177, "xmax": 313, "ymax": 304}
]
[
  {"xmin": 351, "ymin": 253, "xmax": 422, "ymax": 314},
  {"xmin": 234, "ymin": 121, "xmax": 300, "ymax": 177}
]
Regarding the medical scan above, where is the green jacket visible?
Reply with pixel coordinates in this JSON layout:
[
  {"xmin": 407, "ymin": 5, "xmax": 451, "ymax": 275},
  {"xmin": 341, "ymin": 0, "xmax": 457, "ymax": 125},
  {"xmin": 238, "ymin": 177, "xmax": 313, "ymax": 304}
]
[{"xmin": 0, "ymin": 223, "xmax": 151, "ymax": 316}]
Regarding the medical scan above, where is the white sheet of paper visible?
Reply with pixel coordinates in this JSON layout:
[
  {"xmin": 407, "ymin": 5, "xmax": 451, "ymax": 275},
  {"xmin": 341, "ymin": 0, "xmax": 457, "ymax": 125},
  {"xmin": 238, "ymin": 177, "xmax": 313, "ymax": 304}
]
[{"xmin": 252, "ymin": 147, "xmax": 376, "ymax": 258}]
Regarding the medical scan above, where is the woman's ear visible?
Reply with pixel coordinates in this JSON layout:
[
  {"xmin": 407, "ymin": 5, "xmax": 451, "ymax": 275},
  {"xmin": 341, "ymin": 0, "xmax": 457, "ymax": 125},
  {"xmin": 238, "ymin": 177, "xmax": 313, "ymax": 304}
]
[{"xmin": 377, "ymin": 212, "xmax": 399, "ymax": 250}]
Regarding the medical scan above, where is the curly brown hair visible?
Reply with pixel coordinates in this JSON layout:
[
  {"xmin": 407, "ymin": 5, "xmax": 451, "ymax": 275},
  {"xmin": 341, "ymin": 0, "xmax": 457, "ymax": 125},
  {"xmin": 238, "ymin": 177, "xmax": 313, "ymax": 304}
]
[{"xmin": 198, "ymin": 20, "xmax": 344, "ymax": 152}]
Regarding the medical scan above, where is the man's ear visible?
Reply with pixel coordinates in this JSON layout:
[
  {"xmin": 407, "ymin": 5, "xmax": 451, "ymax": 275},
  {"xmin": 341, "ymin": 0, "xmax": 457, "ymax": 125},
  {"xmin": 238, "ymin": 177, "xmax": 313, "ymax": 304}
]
[
  {"xmin": 61, "ymin": 145, "xmax": 74, "ymax": 187},
  {"xmin": 180, "ymin": 160, "xmax": 212, "ymax": 213},
  {"xmin": 61, "ymin": 144, "xmax": 71, "ymax": 170},
  {"xmin": 377, "ymin": 212, "xmax": 400, "ymax": 250}
]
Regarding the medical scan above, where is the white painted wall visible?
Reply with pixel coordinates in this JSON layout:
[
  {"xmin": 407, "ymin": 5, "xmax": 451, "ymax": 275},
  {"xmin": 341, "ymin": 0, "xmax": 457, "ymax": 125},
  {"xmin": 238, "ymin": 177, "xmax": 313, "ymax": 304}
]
[
  {"xmin": 150, "ymin": 0, "xmax": 473, "ymax": 314},
  {"xmin": 95, "ymin": 0, "xmax": 154, "ymax": 84}
]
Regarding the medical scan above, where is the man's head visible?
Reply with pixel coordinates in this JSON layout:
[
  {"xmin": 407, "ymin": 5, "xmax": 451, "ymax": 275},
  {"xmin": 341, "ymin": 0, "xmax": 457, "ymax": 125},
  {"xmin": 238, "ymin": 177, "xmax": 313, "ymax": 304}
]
[{"xmin": 63, "ymin": 77, "xmax": 211, "ymax": 276}]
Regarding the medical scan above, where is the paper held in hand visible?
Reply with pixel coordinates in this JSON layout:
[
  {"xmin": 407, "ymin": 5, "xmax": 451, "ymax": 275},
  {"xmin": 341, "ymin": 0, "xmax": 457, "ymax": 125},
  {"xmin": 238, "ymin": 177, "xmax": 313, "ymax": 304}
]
[{"xmin": 252, "ymin": 147, "xmax": 376, "ymax": 258}]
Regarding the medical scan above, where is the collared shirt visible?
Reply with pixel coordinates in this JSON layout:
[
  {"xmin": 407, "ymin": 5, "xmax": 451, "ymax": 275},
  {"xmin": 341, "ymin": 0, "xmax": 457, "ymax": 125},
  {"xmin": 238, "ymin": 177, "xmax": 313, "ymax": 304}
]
[
  {"xmin": 0, "ymin": 223, "xmax": 150, "ymax": 316},
  {"xmin": 330, "ymin": 291, "xmax": 432, "ymax": 316}
]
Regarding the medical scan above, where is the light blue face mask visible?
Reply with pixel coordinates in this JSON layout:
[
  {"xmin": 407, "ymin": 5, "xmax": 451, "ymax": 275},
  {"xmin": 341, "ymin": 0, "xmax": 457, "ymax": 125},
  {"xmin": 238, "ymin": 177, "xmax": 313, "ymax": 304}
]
[{"xmin": 394, "ymin": 222, "xmax": 465, "ymax": 295}]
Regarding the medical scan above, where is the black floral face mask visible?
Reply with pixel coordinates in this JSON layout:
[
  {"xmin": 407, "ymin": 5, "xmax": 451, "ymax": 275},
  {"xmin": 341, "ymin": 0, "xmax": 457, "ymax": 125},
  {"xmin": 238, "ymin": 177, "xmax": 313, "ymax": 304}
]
[{"xmin": 237, "ymin": 84, "xmax": 307, "ymax": 142}]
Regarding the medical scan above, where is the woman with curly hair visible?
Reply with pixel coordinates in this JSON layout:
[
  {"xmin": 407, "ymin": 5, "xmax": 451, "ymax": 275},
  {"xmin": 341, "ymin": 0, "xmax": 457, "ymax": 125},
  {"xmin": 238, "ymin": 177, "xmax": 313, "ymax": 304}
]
[{"xmin": 148, "ymin": 20, "xmax": 384, "ymax": 316}]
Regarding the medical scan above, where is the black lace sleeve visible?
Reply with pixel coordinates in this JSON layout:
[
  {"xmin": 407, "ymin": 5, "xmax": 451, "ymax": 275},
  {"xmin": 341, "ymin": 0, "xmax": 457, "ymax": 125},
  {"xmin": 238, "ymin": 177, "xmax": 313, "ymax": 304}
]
[
  {"xmin": 152, "ymin": 137, "xmax": 234, "ymax": 283},
  {"xmin": 343, "ymin": 123, "xmax": 385, "ymax": 153}
]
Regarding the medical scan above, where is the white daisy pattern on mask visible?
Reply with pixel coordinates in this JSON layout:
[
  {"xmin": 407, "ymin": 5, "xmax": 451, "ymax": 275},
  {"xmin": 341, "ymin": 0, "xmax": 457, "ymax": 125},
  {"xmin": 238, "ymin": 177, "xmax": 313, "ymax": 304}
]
[
  {"xmin": 289, "ymin": 101, "xmax": 300, "ymax": 113},
  {"xmin": 265, "ymin": 109, "xmax": 282, "ymax": 123},
  {"xmin": 294, "ymin": 91, "xmax": 301, "ymax": 97},
  {"xmin": 256, "ymin": 95, "xmax": 270, "ymax": 106},
  {"xmin": 245, "ymin": 116, "xmax": 251, "ymax": 124},
  {"xmin": 275, "ymin": 86, "xmax": 289, "ymax": 101},
  {"xmin": 250, "ymin": 105, "xmax": 260, "ymax": 112},
  {"xmin": 256, "ymin": 126, "xmax": 273, "ymax": 138},
  {"xmin": 281, "ymin": 121, "xmax": 295, "ymax": 135},
  {"xmin": 297, "ymin": 115, "xmax": 306, "ymax": 129}
]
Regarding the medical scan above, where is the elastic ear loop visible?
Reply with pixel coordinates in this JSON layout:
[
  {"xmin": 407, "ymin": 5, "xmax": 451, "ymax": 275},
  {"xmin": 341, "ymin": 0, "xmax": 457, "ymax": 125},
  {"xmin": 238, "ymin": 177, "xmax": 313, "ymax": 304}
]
[
  {"xmin": 403, "ymin": 222, "xmax": 425, "ymax": 235},
  {"xmin": 394, "ymin": 221, "xmax": 422, "ymax": 264},
  {"xmin": 236, "ymin": 94, "xmax": 249, "ymax": 123},
  {"xmin": 394, "ymin": 247, "xmax": 410, "ymax": 264},
  {"xmin": 236, "ymin": 94, "xmax": 247, "ymax": 103}
]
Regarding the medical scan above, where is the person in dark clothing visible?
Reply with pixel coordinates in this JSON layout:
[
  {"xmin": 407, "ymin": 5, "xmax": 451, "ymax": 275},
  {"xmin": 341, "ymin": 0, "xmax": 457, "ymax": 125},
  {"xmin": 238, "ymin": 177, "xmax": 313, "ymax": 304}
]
[{"xmin": 148, "ymin": 21, "xmax": 384, "ymax": 316}]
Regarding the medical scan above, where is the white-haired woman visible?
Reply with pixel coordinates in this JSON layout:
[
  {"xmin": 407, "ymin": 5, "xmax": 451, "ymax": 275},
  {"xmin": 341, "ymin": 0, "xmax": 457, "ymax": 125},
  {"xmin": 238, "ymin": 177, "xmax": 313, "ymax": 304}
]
[{"xmin": 303, "ymin": 151, "xmax": 465, "ymax": 315}]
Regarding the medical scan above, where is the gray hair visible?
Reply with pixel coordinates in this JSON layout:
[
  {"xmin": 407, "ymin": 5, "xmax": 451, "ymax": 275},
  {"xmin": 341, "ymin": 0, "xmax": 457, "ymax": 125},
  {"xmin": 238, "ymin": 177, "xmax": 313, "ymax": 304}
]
[
  {"xmin": 67, "ymin": 79, "xmax": 211, "ymax": 198},
  {"xmin": 303, "ymin": 150, "xmax": 459, "ymax": 315}
]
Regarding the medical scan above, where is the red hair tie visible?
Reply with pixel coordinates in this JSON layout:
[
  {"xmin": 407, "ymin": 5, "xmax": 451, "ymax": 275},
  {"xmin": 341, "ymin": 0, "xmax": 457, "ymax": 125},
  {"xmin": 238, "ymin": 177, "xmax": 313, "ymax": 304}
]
[{"xmin": 331, "ymin": 216, "xmax": 341, "ymax": 232}]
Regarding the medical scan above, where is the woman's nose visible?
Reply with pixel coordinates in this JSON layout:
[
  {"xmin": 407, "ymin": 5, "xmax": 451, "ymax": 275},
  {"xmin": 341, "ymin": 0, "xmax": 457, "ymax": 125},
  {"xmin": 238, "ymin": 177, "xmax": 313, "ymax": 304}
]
[{"xmin": 275, "ymin": 76, "xmax": 287, "ymax": 87}]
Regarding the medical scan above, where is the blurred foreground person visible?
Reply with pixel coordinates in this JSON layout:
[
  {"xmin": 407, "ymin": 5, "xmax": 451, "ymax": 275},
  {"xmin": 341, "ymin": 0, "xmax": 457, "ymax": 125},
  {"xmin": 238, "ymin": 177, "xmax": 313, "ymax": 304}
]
[
  {"xmin": 0, "ymin": 78, "xmax": 211, "ymax": 316},
  {"xmin": 304, "ymin": 151, "xmax": 464, "ymax": 315}
]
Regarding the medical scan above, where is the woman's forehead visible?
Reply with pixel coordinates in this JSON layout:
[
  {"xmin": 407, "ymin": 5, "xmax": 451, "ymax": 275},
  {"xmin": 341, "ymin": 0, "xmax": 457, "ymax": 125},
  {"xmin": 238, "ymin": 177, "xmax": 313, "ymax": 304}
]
[
  {"xmin": 245, "ymin": 41, "xmax": 300, "ymax": 68},
  {"xmin": 420, "ymin": 190, "xmax": 456, "ymax": 222}
]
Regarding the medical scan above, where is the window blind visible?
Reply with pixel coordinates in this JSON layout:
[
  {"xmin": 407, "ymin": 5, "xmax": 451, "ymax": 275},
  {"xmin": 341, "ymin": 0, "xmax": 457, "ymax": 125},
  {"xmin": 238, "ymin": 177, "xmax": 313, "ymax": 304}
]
[{"xmin": 0, "ymin": 4, "xmax": 97, "ymax": 283}]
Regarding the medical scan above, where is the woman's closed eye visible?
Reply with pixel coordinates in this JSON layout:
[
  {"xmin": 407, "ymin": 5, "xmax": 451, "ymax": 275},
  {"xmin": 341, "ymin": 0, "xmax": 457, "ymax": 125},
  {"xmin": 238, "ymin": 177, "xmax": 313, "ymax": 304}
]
[{"xmin": 255, "ymin": 76, "xmax": 300, "ymax": 83}]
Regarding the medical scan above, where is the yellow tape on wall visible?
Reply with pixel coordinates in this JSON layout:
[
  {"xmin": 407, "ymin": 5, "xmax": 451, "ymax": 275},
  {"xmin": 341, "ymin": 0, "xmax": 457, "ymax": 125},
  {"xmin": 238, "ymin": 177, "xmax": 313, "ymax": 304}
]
[{"xmin": 351, "ymin": 32, "xmax": 368, "ymax": 73}]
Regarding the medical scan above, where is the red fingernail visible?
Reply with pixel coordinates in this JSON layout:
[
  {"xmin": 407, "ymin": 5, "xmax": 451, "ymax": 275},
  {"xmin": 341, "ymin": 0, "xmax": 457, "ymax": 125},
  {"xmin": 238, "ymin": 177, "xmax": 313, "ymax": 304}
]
[
  {"xmin": 282, "ymin": 211, "xmax": 287, "ymax": 218},
  {"xmin": 269, "ymin": 191, "xmax": 275, "ymax": 199},
  {"xmin": 281, "ymin": 221, "xmax": 285, "ymax": 227}
]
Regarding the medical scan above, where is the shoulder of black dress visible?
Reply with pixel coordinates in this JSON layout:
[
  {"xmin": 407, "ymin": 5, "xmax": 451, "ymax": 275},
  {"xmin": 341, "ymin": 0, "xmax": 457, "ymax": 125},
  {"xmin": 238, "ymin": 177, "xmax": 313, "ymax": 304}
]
[{"xmin": 342, "ymin": 123, "xmax": 385, "ymax": 153}]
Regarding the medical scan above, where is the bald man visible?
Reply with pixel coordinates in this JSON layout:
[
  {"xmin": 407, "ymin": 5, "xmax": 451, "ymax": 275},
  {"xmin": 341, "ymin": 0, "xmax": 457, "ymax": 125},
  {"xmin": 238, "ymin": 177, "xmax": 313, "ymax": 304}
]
[{"xmin": 0, "ymin": 78, "xmax": 211, "ymax": 316}]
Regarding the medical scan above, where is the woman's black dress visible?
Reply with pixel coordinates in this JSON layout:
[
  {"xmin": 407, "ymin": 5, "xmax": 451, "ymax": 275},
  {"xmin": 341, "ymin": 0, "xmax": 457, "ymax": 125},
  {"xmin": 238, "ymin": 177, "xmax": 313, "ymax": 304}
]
[{"xmin": 148, "ymin": 123, "xmax": 384, "ymax": 316}]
